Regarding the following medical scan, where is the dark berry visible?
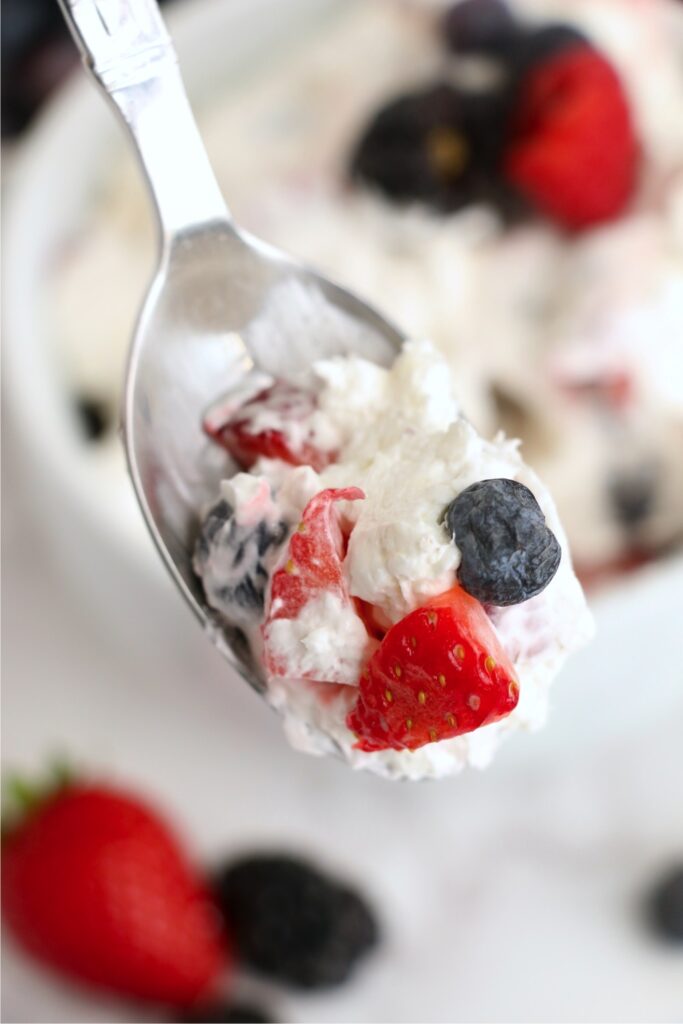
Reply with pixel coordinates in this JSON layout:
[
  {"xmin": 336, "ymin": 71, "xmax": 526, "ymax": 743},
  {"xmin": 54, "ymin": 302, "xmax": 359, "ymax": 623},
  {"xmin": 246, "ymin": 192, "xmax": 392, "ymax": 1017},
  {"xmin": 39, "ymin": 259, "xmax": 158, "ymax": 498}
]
[
  {"xmin": 178, "ymin": 1003, "xmax": 273, "ymax": 1023},
  {"xmin": 214, "ymin": 855, "xmax": 379, "ymax": 989},
  {"xmin": 646, "ymin": 864, "xmax": 683, "ymax": 942},
  {"xmin": 441, "ymin": 0, "xmax": 520, "ymax": 56},
  {"xmin": 511, "ymin": 23, "xmax": 589, "ymax": 76},
  {"xmin": 1, "ymin": 0, "xmax": 65, "ymax": 67},
  {"xmin": 444, "ymin": 478, "xmax": 561, "ymax": 606},
  {"xmin": 194, "ymin": 500, "xmax": 288, "ymax": 619},
  {"xmin": 74, "ymin": 394, "xmax": 112, "ymax": 441},
  {"xmin": 608, "ymin": 464, "xmax": 657, "ymax": 530},
  {"xmin": 350, "ymin": 82, "xmax": 508, "ymax": 212},
  {"xmin": 1, "ymin": 0, "xmax": 173, "ymax": 136}
]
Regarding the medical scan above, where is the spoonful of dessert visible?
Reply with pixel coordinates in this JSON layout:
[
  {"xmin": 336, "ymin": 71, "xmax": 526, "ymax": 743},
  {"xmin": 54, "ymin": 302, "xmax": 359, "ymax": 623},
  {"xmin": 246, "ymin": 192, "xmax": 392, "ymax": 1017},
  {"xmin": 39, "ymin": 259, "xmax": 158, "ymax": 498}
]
[
  {"xmin": 58, "ymin": 0, "xmax": 592, "ymax": 780},
  {"xmin": 57, "ymin": 0, "xmax": 403, "ymax": 672}
]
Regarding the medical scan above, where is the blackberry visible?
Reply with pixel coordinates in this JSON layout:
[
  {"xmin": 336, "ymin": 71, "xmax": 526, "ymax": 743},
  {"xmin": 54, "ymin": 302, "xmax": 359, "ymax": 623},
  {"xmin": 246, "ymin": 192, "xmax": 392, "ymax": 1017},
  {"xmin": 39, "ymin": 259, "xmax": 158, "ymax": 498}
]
[
  {"xmin": 350, "ymin": 81, "xmax": 508, "ymax": 212},
  {"xmin": 194, "ymin": 499, "xmax": 288, "ymax": 619},
  {"xmin": 74, "ymin": 394, "xmax": 111, "ymax": 441},
  {"xmin": 646, "ymin": 865, "xmax": 683, "ymax": 943},
  {"xmin": 444, "ymin": 478, "xmax": 561, "ymax": 606},
  {"xmin": 511, "ymin": 23, "xmax": 589, "ymax": 77},
  {"xmin": 178, "ymin": 1003, "xmax": 273, "ymax": 1023},
  {"xmin": 214, "ymin": 855, "xmax": 379, "ymax": 989},
  {"xmin": 441, "ymin": 0, "xmax": 521, "ymax": 57}
]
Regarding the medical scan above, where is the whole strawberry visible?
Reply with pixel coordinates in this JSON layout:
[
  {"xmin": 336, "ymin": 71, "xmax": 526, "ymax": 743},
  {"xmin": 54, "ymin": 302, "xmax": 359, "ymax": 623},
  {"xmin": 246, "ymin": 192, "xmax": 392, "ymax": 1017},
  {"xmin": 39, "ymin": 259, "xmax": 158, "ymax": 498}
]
[
  {"xmin": 503, "ymin": 46, "xmax": 640, "ymax": 230},
  {"xmin": 2, "ymin": 777, "xmax": 226, "ymax": 1007}
]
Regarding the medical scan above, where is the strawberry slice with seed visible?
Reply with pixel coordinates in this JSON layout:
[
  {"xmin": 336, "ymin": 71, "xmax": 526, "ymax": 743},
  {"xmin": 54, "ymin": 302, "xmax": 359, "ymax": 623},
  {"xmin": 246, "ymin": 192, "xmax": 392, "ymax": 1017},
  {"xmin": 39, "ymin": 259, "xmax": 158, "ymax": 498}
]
[{"xmin": 347, "ymin": 585, "xmax": 519, "ymax": 751}]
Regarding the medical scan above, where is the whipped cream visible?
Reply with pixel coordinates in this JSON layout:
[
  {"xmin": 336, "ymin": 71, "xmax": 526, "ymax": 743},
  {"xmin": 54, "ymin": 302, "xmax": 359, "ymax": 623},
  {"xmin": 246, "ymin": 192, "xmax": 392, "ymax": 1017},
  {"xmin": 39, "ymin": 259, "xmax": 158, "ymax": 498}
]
[{"xmin": 196, "ymin": 340, "xmax": 593, "ymax": 780}]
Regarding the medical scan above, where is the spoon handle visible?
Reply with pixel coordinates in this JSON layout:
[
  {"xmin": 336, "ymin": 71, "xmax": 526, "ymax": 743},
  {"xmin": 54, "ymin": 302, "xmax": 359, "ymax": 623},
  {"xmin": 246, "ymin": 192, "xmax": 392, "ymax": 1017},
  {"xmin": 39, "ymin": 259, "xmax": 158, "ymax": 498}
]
[{"xmin": 57, "ymin": 0, "xmax": 229, "ymax": 239}]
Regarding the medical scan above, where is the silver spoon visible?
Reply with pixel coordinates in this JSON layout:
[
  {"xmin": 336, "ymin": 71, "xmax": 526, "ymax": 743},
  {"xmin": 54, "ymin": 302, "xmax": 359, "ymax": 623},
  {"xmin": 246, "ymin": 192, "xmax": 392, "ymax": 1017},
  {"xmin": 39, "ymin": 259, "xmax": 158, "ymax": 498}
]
[{"xmin": 58, "ymin": 0, "xmax": 403, "ymax": 688}]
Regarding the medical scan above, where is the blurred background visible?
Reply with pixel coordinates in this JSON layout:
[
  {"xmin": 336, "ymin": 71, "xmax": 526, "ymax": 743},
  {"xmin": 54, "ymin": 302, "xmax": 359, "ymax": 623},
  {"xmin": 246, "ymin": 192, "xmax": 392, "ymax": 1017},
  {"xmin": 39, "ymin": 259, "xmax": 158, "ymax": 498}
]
[{"xmin": 2, "ymin": 0, "xmax": 683, "ymax": 1021}]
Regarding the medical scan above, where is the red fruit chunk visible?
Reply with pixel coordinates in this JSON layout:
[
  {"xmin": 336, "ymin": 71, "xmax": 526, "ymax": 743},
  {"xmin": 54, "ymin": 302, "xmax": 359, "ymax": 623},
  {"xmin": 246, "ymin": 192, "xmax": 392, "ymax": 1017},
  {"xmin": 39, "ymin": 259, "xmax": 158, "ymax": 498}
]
[
  {"xmin": 347, "ymin": 585, "xmax": 519, "ymax": 752},
  {"xmin": 267, "ymin": 487, "xmax": 364, "ymax": 623},
  {"xmin": 2, "ymin": 784, "xmax": 225, "ymax": 1007},
  {"xmin": 204, "ymin": 380, "xmax": 334, "ymax": 472},
  {"xmin": 263, "ymin": 487, "xmax": 364, "ymax": 676},
  {"xmin": 504, "ymin": 47, "xmax": 639, "ymax": 230}
]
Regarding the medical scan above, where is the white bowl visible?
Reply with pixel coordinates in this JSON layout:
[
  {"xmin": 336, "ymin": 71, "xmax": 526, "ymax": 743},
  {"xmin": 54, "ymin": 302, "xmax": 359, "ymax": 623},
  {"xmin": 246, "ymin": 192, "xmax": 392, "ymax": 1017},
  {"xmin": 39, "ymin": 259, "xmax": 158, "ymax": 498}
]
[{"xmin": 4, "ymin": 0, "xmax": 682, "ymax": 754}]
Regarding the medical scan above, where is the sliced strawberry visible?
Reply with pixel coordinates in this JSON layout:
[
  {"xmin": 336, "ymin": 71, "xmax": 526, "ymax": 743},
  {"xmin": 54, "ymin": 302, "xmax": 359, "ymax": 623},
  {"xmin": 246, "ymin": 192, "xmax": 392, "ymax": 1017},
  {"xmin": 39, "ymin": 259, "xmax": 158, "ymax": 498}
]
[
  {"xmin": 263, "ymin": 487, "xmax": 365, "ymax": 677},
  {"xmin": 203, "ymin": 380, "xmax": 335, "ymax": 472},
  {"xmin": 503, "ymin": 47, "xmax": 639, "ymax": 230},
  {"xmin": 347, "ymin": 585, "xmax": 519, "ymax": 752},
  {"xmin": 267, "ymin": 487, "xmax": 364, "ymax": 621}
]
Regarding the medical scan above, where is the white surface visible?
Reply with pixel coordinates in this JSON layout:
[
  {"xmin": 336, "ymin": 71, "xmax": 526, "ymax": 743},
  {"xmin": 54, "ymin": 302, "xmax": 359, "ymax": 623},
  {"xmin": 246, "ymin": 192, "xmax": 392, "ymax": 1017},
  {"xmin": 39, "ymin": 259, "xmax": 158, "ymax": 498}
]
[{"xmin": 2, "ymin": 441, "xmax": 683, "ymax": 1023}]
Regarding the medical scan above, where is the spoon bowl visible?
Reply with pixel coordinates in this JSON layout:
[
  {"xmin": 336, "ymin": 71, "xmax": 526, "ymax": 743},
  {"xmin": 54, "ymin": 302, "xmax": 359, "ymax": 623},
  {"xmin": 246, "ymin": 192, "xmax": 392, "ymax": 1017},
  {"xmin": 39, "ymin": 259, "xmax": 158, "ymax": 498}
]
[{"xmin": 59, "ymin": 0, "xmax": 402, "ymax": 688}]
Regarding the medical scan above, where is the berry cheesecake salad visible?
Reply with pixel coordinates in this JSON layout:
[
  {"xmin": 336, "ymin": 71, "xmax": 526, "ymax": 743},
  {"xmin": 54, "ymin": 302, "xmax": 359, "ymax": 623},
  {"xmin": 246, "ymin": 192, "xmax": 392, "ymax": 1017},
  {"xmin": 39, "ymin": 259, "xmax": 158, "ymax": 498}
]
[{"xmin": 194, "ymin": 340, "xmax": 592, "ymax": 780}]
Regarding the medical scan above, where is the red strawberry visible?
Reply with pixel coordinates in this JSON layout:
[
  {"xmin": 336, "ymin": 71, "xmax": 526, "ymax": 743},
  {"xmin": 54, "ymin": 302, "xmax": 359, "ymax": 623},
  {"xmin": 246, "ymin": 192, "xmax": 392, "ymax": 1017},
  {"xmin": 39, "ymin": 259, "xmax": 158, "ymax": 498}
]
[
  {"xmin": 204, "ymin": 380, "xmax": 334, "ymax": 472},
  {"xmin": 503, "ymin": 47, "xmax": 639, "ymax": 230},
  {"xmin": 347, "ymin": 585, "xmax": 519, "ymax": 752},
  {"xmin": 2, "ymin": 780, "xmax": 225, "ymax": 1007},
  {"xmin": 263, "ymin": 487, "xmax": 364, "ymax": 675}
]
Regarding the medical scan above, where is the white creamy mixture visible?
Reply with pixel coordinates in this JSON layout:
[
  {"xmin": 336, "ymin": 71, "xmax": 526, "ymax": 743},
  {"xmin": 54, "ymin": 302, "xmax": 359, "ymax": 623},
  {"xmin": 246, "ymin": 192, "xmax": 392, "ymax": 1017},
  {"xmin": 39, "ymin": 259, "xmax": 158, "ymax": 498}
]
[
  {"xmin": 196, "ymin": 341, "xmax": 593, "ymax": 780},
  {"xmin": 55, "ymin": 0, "xmax": 683, "ymax": 573}
]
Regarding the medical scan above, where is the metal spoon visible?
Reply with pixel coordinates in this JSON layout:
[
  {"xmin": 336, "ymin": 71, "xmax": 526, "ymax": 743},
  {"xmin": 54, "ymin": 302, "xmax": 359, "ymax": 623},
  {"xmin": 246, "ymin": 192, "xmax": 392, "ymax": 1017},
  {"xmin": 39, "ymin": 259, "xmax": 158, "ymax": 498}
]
[{"xmin": 58, "ymin": 0, "xmax": 403, "ymax": 688}]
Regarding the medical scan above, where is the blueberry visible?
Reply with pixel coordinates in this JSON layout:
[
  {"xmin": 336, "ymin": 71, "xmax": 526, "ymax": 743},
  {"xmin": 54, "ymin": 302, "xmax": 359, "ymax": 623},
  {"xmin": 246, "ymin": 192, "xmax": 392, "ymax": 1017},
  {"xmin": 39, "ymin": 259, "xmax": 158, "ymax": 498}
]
[
  {"xmin": 646, "ymin": 864, "xmax": 683, "ymax": 942},
  {"xmin": 214, "ymin": 855, "xmax": 379, "ymax": 989},
  {"xmin": 74, "ymin": 394, "xmax": 111, "ymax": 441},
  {"xmin": 608, "ymin": 464, "xmax": 657, "ymax": 530},
  {"xmin": 444, "ymin": 478, "xmax": 561, "ymax": 606},
  {"xmin": 441, "ymin": 0, "xmax": 521, "ymax": 56},
  {"xmin": 178, "ymin": 1003, "xmax": 273, "ymax": 1023},
  {"xmin": 350, "ymin": 82, "xmax": 509, "ymax": 212},
  {"xmin": 194, "ymin": 500, "xmax": 288, "ymax": 619}
]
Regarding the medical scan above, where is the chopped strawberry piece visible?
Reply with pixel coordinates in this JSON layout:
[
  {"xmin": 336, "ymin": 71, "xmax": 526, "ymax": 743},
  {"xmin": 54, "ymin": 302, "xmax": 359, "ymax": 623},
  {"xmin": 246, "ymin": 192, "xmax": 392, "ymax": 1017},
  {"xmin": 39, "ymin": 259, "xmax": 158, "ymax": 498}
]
[
  {"xmin": 263, "ymin": 487, "xmax": 365, "ymax": 677},
  {"xmin": 204, "ymin": 380, "xmax": 335, "ymax": 472},
  {"xmin": 347, "ymin": 585, "xmax": 519, "ymax": 752},
  {"xmin": 504, "ymin": 47, "xmax": 640, "ymax": 230},
  {"xmin": 267, "ymin": 487, "xmax": 364, "ymax": 622}
]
